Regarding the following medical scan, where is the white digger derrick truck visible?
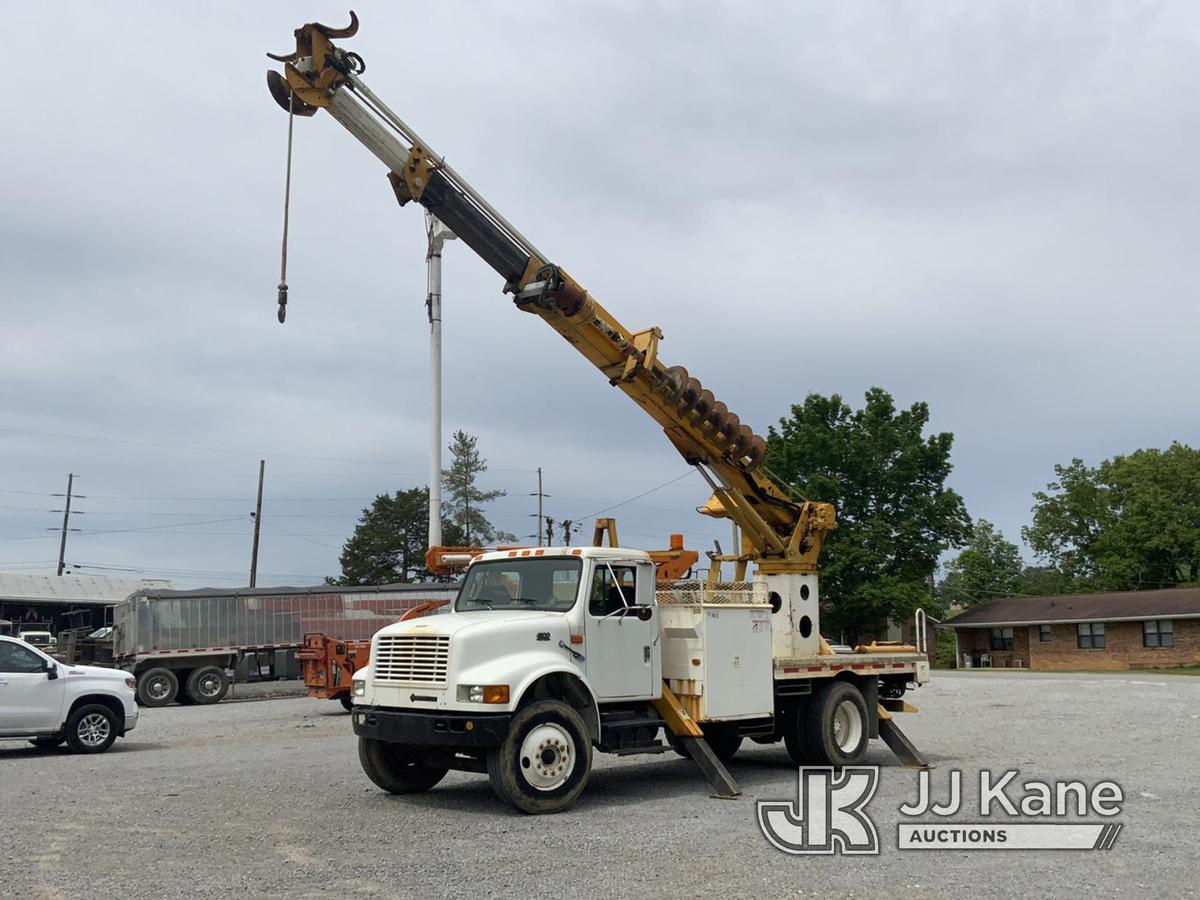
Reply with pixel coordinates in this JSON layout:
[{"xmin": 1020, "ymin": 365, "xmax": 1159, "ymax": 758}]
[{"xmin": 266, "ymin": 13, "xmax": 932, "ymax": 814}]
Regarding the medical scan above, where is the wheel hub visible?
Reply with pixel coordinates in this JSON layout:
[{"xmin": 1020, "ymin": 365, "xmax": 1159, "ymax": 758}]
[
  {"xmin": 832, "ymin": 699, "xmax": 863, "ymax": 752},
  {"xmin": 519, "ymin": 723, "xmax": 575, "ymax": 792},
  {"xmin": 77, "ymin": 713, "xmax": 111, "ymax": 748}
]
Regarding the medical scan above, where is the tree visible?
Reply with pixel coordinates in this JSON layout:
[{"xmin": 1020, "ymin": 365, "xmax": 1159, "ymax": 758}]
[
  {"xmin": 442, "ymin": 430, "xmax": 515, "ymax": 545},
  {"xmin": 332, "ymin": 487, "xmax": 464, "ymax": 586},
  {"xmin": 938, "ymin": 519, "xmax": 1023, "ymax": 609},
  {"xmin": 766, "ymin": 388, "xmax": 971, "ymax": 641},
  {"xmin": 1023, "ymin": 443, "xmax": 1200, "ymax": 591}
]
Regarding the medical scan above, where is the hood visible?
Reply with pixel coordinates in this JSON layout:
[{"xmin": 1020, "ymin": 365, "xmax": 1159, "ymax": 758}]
[
  {"xmin": 61, "ymin": 664, "xmax": 130, "ymax": 681},
  {"xmin": 378, "ymin": 609, "xmax": 568, "ymax": 641}
]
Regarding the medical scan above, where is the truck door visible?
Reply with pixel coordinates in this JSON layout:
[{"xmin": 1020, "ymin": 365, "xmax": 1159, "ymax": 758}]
[
  {"xmin": 0, "ymin": 640, "xmax": 65, "ymax": 734},
  {"xmin": 583, "ymin": 561, "xmax": 658, "ymax": 700}
]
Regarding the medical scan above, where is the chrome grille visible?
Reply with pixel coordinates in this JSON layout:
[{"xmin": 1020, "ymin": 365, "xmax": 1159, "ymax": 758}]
[{"xmin": 373, "ymin": 634, "xmax": 450, "ymax": 685}]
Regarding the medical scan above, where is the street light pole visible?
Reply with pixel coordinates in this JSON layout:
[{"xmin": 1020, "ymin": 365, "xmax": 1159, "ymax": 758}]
[{"xmin": 426, "ymin": 212, "xmax": 456, "ymax": 549}]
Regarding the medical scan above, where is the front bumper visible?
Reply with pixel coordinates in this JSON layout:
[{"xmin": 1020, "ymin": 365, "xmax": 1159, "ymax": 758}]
[{"xmin": 352, "ymin": 706, "xmax": 511, "ymax": 747}]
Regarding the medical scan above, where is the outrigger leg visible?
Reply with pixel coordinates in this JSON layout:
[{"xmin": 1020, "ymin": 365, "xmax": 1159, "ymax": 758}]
[
  {"xmin": 878, "ymin": 700, "xmax": 932, "ymax": 769},
  {"xmin": 653, "ymin": 684, "xmax": 741, "ymax": 799}
]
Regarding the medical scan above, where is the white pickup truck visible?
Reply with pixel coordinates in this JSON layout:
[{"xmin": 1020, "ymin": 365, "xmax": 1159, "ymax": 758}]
[{"xmin": 0, "ymin": 635, "xmax": 138, "ymax": 753}]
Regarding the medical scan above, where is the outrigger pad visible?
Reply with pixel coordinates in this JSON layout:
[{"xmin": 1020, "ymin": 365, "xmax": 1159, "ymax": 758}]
[
  {"xmin": 677, "ymin": 736, "xmax": 741, "ymax": 799},
  {"xmin": 878, "ymin": 716, "xmax": 932, "ymax": 769}
]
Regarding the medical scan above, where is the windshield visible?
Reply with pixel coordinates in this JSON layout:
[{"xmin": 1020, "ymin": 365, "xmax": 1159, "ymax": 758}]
[{"xmin": 456, "ymin": 558, "xmax": 582, "ymax": 612}]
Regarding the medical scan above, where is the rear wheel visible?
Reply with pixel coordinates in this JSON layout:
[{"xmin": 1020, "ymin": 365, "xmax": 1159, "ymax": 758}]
[
  {"xmin": 358, "ymin": 737, "xmax": 448, "ymax": 794},
  {"xmin": 65, "ymin": 704, "xmax": 118, "ymax": 754},
  {"xmin": 338, "ymin": 693, "xmax": 354, "ymax": 712},
  {"xmin": 137, "ymin": 668, "xmax": 178, "ymax": 707},
  {"xmin": 185, "ymin": 666, "xmax": 229, "ymax": 704},
  {"xmin": 804, "ymin": 681, "xmax": 869, "ymax": 766},
  {"xmin": 487, "ymin": 699, "xmax": 591, "ymax": 814}
]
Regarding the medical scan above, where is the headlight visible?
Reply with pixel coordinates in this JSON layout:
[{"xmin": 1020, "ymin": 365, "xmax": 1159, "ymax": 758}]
[
  {"xmin": 352, "ymin": 678, "xmax": 367, "ymax": 697},
  {"xmin": 458, "ymin": 684, "xmax": 509, "ymax": 704},
  {"xmin": 124, "ymin": 677, "xmax": 137, "ymax": 690}
]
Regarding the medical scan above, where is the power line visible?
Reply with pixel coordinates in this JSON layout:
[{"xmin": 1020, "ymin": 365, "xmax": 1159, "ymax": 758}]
[{"xmin": 576, "ymin": 470, "xmax": 699, "ymax": 520}]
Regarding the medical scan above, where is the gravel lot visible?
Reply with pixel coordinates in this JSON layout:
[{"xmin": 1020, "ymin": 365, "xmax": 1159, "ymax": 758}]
[{"xmin": 3, "ymin": 671, "xmax": 1197, "ymax": 900}]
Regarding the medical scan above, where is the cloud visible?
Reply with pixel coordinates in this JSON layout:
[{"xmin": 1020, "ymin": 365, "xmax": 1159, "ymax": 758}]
[{"xmin": 2, "ymin": 1, "xmax": 1198, "ymax": 586}]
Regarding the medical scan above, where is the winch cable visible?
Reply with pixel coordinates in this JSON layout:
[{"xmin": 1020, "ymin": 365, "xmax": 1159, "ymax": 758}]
[{"xmin": 276, "ymin": 90, "xmax": 296, "ymax": 323}]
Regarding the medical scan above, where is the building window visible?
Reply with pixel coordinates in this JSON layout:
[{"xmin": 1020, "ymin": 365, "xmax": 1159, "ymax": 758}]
[
  {"xmin": 1143, "ymin": 620, "xmax": 1174, "ymax": 648},
  {"xmin": 1039, "ymin": 624, "xmax": 1052, "ymax": 642},
  {"xmin": 1077, "ymin": 622, "xmax": 1105, "ymax": 649},
  {"xmin": 989, "ymin": 626, "xmax": 1014, "ymax": 651}
]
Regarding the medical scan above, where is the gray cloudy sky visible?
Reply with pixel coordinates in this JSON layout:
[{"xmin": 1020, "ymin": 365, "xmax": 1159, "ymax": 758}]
[{"xmin": 3, "ymin": 2, "xmax": 1197, "ymax": 588}]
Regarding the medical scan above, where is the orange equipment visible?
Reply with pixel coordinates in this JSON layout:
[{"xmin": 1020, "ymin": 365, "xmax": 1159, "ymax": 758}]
[{"xmin": 299, "ymin": 600, "xmax": 451, "ymax": 711}]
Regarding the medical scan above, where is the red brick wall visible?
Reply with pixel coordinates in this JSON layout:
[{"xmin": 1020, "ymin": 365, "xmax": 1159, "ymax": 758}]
[{"xmin": 956, "ymin": 619, "xmax": 1200, "ymax": 671}]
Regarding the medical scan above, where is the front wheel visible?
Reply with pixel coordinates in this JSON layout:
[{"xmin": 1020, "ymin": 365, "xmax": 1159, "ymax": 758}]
[
  {"xmin": 358, "ymin": 738, "xmax": 448, "ymax": 794},
  {"xmin": 487, "ymin": 699, "xmax": 592, "ymax": 814},
  {"xmin": 65, "ymin": 704, "xmax": 118, "ymax": 754}
]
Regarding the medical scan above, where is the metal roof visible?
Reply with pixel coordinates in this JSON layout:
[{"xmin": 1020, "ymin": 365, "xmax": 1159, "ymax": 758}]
[
  {"xmin": 0, "ymin": 574, "xmax": 173, "ymax": 607},
  {"xmin": 133, "ymin": 581, "xmax": 461, "ymax": 601},
  {"xmin": 943, "ymin": 588, "xmax": 1200, "ymax": 628}
]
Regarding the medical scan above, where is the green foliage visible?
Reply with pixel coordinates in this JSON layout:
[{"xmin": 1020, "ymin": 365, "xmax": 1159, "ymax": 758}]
[
  {"xmin": 933, "ymin": 628, "xmax": 958, "ymax": 669},
  {"xmin": 938, "ymin": 519, "xmax": 1023, "ymax": 609},
  {"xmin": 442, "ymin": 430, "xmax": 515, "ymax": 546},
  {"xmin": 1022, "ymin": 443, "xmax": 1200, "ymax": 591},
  {"xmin": 332, "ymin": 487, "xmax": 462, "ymax": 586},
  {"xmin": 766, "ymin": 387, "xmax": 971, "ymax": 641}
]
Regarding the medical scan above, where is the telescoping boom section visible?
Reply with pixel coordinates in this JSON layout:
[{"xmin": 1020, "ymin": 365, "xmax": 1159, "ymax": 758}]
[{"xmin": 265, "ymin": 13, "xmax": 835, "ymax": 583}]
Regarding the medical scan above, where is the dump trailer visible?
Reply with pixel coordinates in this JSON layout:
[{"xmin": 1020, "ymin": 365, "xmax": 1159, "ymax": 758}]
[{"xmin": 75, "ymin": 583, "xmax": 459, "ymax": 707}]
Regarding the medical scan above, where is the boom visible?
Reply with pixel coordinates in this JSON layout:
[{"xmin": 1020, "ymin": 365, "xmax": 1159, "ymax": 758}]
[{"xmin": 266, "ymin": 13, "xmax": 835, "ymax": 576}]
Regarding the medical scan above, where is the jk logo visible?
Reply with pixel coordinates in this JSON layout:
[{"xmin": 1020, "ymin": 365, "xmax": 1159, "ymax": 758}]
[{"xmin": 758, "ymin": 767, "xmax": 880, "ymax": 855}]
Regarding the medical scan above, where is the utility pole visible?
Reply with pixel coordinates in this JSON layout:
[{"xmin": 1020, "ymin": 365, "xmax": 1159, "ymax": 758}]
[
  {"xmin": 544, "ymin": 517, "xmax": 555, "ymax": 546},
  {"xmin": 530, "ymin": 467, "xmax": 550, "ymax": 546},
  {"xmin": 53, "ymin": 473, "xmax": 80, "ymax": 577},
  {"xmin": 426, "ymin": 212, "xmax": 456, "ymax": 550},
  {"xmin": 249, "ymin": 459, "xmax": 265, "ymax": 587},
  {"xmin": 561, "ymin": 519, "xmax": 574, "ymax": 545}
]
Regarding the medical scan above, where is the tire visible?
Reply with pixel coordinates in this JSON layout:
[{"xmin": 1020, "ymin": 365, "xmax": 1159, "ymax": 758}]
[
  {"xmin": 29, "ymin": 736, "xmax": 64, "ymax": 749},
  {"xmin": 803, "ymin": 681, "xmax": 869, "ymax": 767},
  {"xmin": 358, "ymin": 737, "xmax": 448, "ymax": 794},
  {"xmin": 185, "ymin": 666, "xmax": 229, "ymax": 705},
  {"xmin": 338, "ymin": 693, "xmax": 354, "ymax": 712},
  {"xmin": 783, "ymin": 704, "xmax": 810, "ymax": 764},
  {"xmin": 137, "ymin": 668, "xmax": 178, "ymax": 707},
  {"xmin": 486, "ymin": 699, "xmax": 592, "ymax": 814},
  {"xmin": 65, "ymin": 703, "xmax": 118, "ymax": 754},
  {"xmin": 175, "ymin": 671, "xmax": 195, "ymax": 705}
]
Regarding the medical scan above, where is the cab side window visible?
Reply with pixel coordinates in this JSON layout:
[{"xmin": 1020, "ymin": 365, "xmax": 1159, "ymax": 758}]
[
  {"xmin": 588, "ymin": 565, "xmax": 638, "ymax": 617},
  {"xmin": 0, "ymin": 641, "xmax": 45, "ymax": 673}
]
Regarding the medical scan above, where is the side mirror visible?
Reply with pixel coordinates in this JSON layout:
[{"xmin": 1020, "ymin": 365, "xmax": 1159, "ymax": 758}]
[{"xmin": 45, "ymin": 661, "xmax": 58, "ymax": 680}]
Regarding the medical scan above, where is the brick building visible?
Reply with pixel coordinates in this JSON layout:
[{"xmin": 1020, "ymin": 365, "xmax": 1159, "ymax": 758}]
[{"xmin": 943, "ymin": 588, "xmax": 1200, "ymax": 671}]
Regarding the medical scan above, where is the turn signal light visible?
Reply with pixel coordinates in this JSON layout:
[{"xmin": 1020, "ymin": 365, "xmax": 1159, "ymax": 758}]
[{"xmin": 482, "ymin": 685, "xmax": 510, "ymax": 704}]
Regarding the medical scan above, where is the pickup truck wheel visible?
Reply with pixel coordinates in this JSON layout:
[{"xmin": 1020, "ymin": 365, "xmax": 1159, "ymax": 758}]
[
  {"xmin": 338, "ymin": 693, "xmax": 354, "ymax": 712},
  {"xmin": 487, "ymin": 699, "xmax": 591, "ymax": 815},
  {"xmin": 358, "ymin": 738, "xmax": 448, "ymax": 794},
  {"xmin": 804, "ymin": 681, "xmax": 869, "ymax": 767},
  {"xmin": 137, "ymin": 668, "xmax": 178, "ymax": 707},
  {"xmin": 65, "ymin": 704, "xmax": 118, "ymax": 754},
  {"xmin": 29, "ymin": 736, "xmax": 64, "ymax": 749},
  {"xmin": 185, "ymin": 666, "xmax": 228, "ymax": 704}
]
